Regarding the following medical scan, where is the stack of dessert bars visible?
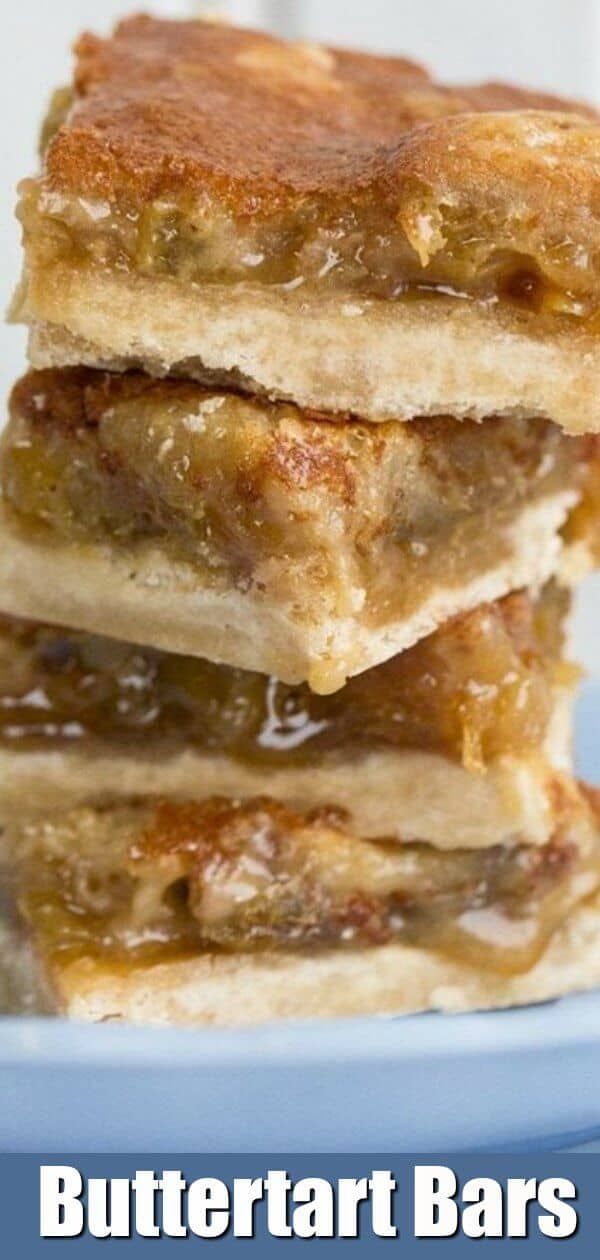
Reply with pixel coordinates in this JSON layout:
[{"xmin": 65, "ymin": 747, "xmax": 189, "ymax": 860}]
[{"xmin": 1, "ymin": 16, "xmax": 600, "ymax": 1025}]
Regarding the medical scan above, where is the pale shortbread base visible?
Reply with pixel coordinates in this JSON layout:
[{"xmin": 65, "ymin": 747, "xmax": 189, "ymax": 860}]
[
  {"xmin": 17, "ymin": 266, "xmax": 600, "ymax": 433},
  {"xmin": 49, "ymin": 889, "xmax": 600, "ymax": 1027},
  {"xmin": 0, "ymin": 491, "xmax": 577, "ymax": 692},
  {"xmin": 0, "ymin": 742, "xmax": 569, "ymax": 851},
  {"xmin": 0, "ymin": 675, "xmax": 573, "ymax": 847}
]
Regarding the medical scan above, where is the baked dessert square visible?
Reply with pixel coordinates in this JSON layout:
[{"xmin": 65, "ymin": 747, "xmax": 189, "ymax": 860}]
[
  {"xmin": 0, "ymin": 584, "xmax": 578, "ymax": 849},
  {"xmin": 3, "ymin": 11, "xmax": 600, "ymax": 1031},
  {"xmin": 0, "ymin": 368, "xmax": 597, "ymax": 691},
  {"xmin": 4, "ymin": 781, "xmax": 600, "ymax": 1024},
  {"xmin": 13, "ymin": 16, "xmax": 600, "ymax": 431},
  {"xmin": 4, "ymin": 585, "xmax": 595, "ymax": 1025}
]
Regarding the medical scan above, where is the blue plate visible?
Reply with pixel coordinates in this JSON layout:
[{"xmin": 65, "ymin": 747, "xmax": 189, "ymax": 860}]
[
  {"xmin": 1, "ymin": 682, "xmax": 599, "ymax": 1154},
  {"xmin": 2, "ymin": 996, "xmax": 600, "ymax": 1152}
]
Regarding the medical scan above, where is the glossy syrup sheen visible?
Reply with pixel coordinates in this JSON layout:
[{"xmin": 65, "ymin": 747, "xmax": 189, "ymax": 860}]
[
  {"xmin": 15, "ymin": 794, "xmax": 596, "ymax": 976},
  {"xmin": 20, "ymin": 178, "xmax": 600, "ymax": 324},
  {"xmin": 0, "ymin": 586, "xmax": 571, "ymax": 769}
]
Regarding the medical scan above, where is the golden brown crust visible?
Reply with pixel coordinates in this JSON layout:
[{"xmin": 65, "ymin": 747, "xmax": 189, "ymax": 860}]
[
  {"xmin": 45, "ymin": 15, "xmax": 596, "ymax": 217},
  {"xmin": 17, "ymin": 17, "xmax": 600, "ymax": 431}
]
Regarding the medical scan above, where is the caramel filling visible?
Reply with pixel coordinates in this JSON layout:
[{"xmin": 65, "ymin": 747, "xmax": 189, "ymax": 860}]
[
  {"xmin": 0, "ymin": 585, "xmax": 573, "ymax": 771},
  {"xmin": 18, "ymin": 178, "xmax": 600, "ymax": 324},
  {"xmin": 14, "ymin": 793, "xmax": 600, "ymax": 976},
  {"xmin": 1, "ymin": 371, "xmax": 589, "ymax": 638}
]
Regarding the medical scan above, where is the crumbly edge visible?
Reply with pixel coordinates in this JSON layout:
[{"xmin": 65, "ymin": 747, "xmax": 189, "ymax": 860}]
[
  {"xmin": 0, "ymin": 493, "xmax": 578, "ymax": 692},
  {"xmin": 17, "ymin": 269, "xmax": 600, "ymax": 432}
]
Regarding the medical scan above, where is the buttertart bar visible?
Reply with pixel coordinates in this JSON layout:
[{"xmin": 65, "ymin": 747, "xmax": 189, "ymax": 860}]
[
  {"xmin": 0, "ymin": 585, "xmax": 577, "ymax": 849},
  {"xmin": 13, "ymin": 16, "xmax": 600, "ymax": 431},
  {"xmin": 3, "ymin": 782, "xmax": 600, "ymax": 1023},
  {"xmin": 0, "ymin": 368, "xmax": 596, "ymax": 692}
]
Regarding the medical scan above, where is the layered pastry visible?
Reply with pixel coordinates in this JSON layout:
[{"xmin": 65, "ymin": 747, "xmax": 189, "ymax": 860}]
[
  {"xmin": 4, "ymin": 783, "xmax": 600, "ymax": 1023},
  {"xmin": 2, "ymin": 13, "xmax": 600, "ymax": 1028},
  {"xmin": 0, "ymin": 368, "xmax": 597, "ymax": 691},
  {"xmin": 0, "ymin": 585, "xmax": 579, "ymax": 849},
  {"xmin": 12, "ymin": 17, "xmax": 600, "ymax": 431}
]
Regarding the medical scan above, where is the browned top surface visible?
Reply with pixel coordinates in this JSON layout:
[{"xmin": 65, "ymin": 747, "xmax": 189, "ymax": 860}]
[
  {"xmin": 41, "ymin": 14, "xmax": 599, "ymax": 216},
  {"xmin": 9, "ymin": 363, "xmax": 578, "ymax": 479},
  {"xmin": 7, "ymin": 366, "xmax": 590, "ymax": 580}
]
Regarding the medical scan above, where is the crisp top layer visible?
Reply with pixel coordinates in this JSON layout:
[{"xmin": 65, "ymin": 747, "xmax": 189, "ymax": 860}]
[
  {"xmin": 43, "ymin": 15, "xmax": 596, "ymax": 215},
  {"xmin": 20, "ymin": 14, "xmax": 599, "ymax": 340}
]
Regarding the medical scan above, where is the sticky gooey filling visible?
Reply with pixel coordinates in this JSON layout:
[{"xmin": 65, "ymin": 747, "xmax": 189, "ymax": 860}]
[
  {"xmin": 1, "ymin": 370, "xmax": 591, "ymax": 642},
  {"xmin": 0, "ymin": 584, "xmax": 574, "ymax": 771},
  {"xmin": 11, "ymin": 790, "xmax": 600, "ymax": 975},
  {"xmin": 18, "ymin": 176, "xmax": 600, "ymax": 325}
]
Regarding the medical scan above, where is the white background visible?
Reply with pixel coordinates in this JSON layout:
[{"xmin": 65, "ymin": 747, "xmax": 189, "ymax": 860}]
[{"xmin": 1, "ymin": 0, "xmax": 598, "ymax": 667}]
